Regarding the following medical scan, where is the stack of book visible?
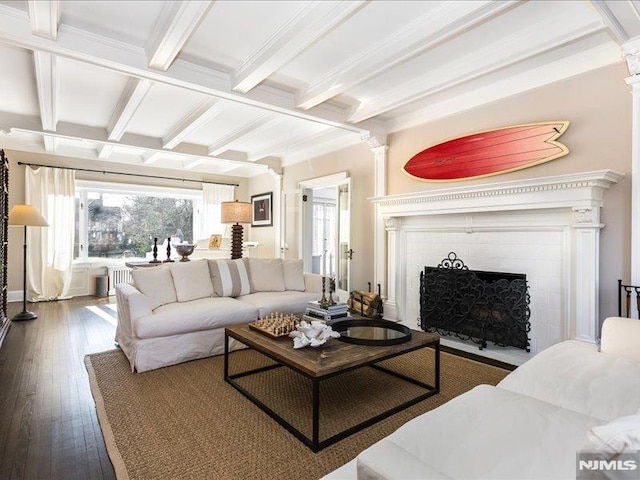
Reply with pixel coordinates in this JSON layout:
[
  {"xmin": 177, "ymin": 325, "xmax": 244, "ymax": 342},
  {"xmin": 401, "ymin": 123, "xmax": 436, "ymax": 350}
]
[{"xmin": 303, "ymin": 301, "xmax": 350, "ymax": 324}]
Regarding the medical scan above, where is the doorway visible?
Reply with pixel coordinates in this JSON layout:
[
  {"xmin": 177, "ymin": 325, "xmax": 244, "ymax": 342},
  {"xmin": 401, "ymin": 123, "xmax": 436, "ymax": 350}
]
[{"xmin": 282, "ymin": 173, "xmax": 351, "ymax": 300}]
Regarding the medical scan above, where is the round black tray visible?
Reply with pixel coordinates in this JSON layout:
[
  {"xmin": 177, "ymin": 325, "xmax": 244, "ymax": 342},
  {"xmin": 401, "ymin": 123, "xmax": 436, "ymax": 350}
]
[{"xmin": 332, "ymin": 318, "xmax": 412, "ymax": 346}]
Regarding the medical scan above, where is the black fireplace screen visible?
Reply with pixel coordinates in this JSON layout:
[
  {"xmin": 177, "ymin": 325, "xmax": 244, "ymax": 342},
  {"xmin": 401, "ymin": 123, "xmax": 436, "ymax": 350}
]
[{"xmin": 419, "ymin": 253, "xmax": 531, "ymax": 351}]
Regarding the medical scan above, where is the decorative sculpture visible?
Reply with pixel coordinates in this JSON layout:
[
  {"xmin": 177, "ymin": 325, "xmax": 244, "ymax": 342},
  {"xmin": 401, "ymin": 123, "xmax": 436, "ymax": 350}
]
[
  {"xmin": 328, "ymin": 277, "xmax": 336, "ymax": 306},
  {"xmin": 164, "ymin": 236, "xmax": 174, "ymax": 262},
  {"xmin": 289, "ymin": 320, "xmax": 340, "ymax": 349},
  {"xmin": 150, "ymin": 237, "xmax": 160, "ymax": 263}
]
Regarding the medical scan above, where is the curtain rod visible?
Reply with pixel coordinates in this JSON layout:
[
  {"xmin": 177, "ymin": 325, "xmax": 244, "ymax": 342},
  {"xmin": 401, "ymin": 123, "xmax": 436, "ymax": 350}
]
[{"xmin": 17, "ymin": 162, "xmax": 239, "ymax": 187}]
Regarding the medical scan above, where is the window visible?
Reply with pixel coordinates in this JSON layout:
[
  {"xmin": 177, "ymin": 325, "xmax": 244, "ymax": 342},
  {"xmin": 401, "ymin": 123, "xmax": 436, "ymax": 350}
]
[{"xmin": 74, "ymin": 181, "xmax": 204, "ymax": 263}]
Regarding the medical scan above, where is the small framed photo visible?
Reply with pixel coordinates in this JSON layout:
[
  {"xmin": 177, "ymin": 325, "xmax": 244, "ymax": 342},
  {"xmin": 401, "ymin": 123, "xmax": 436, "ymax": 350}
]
[
  {"xmin": 208, "ymin": 234, "xmax": 222, "ymax": 249},
  {"xmin": 251, "ymin": 192, "xmax": 273, "ymax": 227}
]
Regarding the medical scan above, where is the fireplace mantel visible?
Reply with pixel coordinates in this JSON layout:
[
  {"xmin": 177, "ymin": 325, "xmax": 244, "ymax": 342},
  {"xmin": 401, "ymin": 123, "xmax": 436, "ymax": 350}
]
[
  {"xmin": 371, "ymin": 170, "xmax": 624, "ymax": 218},
  {"xmin": 373, "ymin": 170, "xmax": 624, "ymax": 362}
]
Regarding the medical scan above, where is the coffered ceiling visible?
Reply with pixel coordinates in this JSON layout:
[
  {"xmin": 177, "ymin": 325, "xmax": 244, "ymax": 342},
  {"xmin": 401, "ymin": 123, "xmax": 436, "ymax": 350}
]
[{"xmin": 0, "ymin": 0, "xmax": 636, "ymax": 178}]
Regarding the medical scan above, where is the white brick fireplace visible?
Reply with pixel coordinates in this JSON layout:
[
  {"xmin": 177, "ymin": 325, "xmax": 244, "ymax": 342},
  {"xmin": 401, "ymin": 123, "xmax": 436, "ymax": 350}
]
[{"xmin": 372, "ymin": 170, "xmax": 623, "ymax": 364}]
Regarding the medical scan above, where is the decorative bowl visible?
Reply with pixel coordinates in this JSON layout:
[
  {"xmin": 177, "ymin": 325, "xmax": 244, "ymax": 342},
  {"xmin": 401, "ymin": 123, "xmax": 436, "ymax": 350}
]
[{"xmin": 174, "ymin": 243, "xmax": 195, "ymax": 262}]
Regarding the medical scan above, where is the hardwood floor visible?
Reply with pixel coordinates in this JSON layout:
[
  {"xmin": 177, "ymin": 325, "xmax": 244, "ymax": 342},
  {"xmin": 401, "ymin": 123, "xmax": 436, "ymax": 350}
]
[{"xmin": 0, "ymin": 296, "xmax": 117, "ymax": 480}]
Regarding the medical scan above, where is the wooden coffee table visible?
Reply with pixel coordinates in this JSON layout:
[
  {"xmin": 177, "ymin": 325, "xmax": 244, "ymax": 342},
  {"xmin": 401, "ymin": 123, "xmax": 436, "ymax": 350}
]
[{"xmin": 224, "ymin": 323, "xmax": 440, "ymax": 452}]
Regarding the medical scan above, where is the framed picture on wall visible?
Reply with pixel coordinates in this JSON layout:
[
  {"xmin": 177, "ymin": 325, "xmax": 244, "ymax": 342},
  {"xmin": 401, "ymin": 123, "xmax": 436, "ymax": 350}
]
[{"xmin": 251, "ymin": 192, "xmax": 273, "ymax": 227}]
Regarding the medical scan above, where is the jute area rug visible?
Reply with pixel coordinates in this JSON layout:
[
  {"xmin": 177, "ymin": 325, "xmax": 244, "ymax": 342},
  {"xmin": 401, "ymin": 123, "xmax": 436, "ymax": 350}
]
[{"xmin": 85, "ymin": 346, "xmax": 509, "ymax": 480}]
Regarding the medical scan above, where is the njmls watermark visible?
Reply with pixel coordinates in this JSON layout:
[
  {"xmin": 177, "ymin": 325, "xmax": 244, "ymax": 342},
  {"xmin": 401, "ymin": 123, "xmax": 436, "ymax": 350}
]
[{"xmin": 577, "ymin": 452, "xmax": 640, "ymax": 480}]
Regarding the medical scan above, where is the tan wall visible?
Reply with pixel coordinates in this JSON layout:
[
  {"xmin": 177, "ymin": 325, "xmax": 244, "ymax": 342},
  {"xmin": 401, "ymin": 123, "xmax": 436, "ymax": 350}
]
[
  {"xmin": 283, "ymin": 142, "xmax": 375, "ymax": 291},
  {"xmin": 5, "ymin": 149, "xmax": 248, "ymax": 292},
  {"xmin": 387, "ymin": 62, "xmax": 632, "ymax": 322}
]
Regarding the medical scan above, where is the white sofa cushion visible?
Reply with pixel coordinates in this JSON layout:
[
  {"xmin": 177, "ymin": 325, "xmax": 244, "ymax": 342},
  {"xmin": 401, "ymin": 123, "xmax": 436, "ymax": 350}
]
[
  {"xmin": 208, "ymin": 258, "xmax": 250, "ymax": 297},
  {"xmin": 236, "ymin": 291, "xmax": 319, "ymax": 318},
  {"xmin": 498, "ymin": 340, "xmax": 640, "ymax": 421},
  {"xmin": 247, "ymin": 258, "xmax": 285, "ymax": 292},
  {"xmin": 583, "ymin": 415, "xmax": 640, "ymax": 457},
  {"xmin": 356, "ymin": 439, "xmax": 452, "ymax": 479},
  {"xmin": 130, "ymin": 264, "xmax": 177, "ymax": 310},
  {"xmin": 133, "ymin": 297, "xmax": 258, "ymax": 339},
  {"xmin": 360, "ymin": 385, "xmax": 603, "ymax": 480},
  {"xmin": 600, "ymin": 317, "xmax": 640, "ymax": 363},
  {"xmin": 283, "ymin": 259, "xmax": 305, "ymax": 291},
  {"xmin": 169, "ymin": 259, "xmax": 214, "ymax": 302}
]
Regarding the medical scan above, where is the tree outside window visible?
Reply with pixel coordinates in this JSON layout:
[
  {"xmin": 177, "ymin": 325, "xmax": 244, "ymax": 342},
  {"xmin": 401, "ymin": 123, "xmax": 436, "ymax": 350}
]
[{"xmin": 76, "ymin": 191, "xmax": 195, "ymax": 260}]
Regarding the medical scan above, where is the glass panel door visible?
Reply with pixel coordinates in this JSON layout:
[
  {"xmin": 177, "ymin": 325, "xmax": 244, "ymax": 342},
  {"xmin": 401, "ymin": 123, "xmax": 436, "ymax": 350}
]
[{"xmin": 336, "ymin": 180, "xmax": 351, "ymax": 300}]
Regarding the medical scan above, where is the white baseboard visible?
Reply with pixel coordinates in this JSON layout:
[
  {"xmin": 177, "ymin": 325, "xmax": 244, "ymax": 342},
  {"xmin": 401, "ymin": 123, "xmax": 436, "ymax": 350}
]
[{"xmin": 8, "ymin": 290, "xmax": 22, "ymax": 303}]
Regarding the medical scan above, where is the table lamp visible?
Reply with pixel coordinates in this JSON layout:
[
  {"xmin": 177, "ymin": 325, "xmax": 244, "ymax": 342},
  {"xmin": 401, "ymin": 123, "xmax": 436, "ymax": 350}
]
[
  {"xmin": 220, "ymin": 200, "xmax": 251, "ymax": 259},
  {"xmin": 9, "ymin": 204, "xmax": 48, "ymax": 321}
]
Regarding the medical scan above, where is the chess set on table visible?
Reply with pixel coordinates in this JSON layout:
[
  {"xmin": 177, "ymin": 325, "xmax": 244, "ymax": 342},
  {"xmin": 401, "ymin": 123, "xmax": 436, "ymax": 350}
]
[{"xmin": 248, "ymin": 313, "xmax": 302, "ymax": 338}]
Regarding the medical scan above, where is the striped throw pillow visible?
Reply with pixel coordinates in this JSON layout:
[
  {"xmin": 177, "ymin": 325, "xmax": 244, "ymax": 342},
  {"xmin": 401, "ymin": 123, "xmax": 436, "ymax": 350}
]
[{"xmin": 208, "ymin": 258, "xmax": 251, "ymax": 297}]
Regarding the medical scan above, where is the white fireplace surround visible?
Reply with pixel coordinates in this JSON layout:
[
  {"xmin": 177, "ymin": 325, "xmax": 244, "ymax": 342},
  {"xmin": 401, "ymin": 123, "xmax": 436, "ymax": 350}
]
[{"xmin": 372, "ymin": 170, "xmax": 624, "ymax": 359}]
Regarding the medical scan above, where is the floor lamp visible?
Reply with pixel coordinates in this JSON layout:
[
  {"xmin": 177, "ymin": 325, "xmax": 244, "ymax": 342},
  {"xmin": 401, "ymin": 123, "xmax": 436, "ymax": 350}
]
[
  {"xmin": 220, "ymin": 200, "xmax": 252, "ymax": 260},
  {"xmin": 9, "ymin": 204, "xmax": 48, "ymax": 321}
]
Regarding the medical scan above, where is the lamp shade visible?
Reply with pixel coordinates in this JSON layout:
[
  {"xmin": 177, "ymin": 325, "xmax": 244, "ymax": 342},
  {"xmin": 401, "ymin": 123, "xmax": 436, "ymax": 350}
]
[
  {"xmin": 220, "ymin": 200, "xmax": 251, "ymax": 224},
  {"xmin": 8, "ymin": 204, "xmax": 48, "ymax": 227}
]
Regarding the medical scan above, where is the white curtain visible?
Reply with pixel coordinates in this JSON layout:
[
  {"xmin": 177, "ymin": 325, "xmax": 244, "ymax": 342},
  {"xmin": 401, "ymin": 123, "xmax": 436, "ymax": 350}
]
[
  {"xmin": 199, "ymin": 183, "xmax": 235, "ymax": 240},
  {"xmin": 25, "ymin": 166, "xmax": 75, "ymax": 301}
]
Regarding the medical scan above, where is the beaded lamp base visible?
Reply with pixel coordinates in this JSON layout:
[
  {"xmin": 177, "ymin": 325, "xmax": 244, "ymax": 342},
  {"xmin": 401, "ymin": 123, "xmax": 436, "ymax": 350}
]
[{"xmin": 230, "ymin": 223, "xmax": 244, "ymax": 259}]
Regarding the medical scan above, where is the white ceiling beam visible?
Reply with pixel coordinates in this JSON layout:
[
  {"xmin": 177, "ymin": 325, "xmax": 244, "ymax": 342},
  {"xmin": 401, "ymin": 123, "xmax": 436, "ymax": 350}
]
[
  {"xmin": 281, "ymin": 130, "xmax": 363, "ymax": 166},
  {"xmin": 385, "ymin": 33, "xmax": 619, "ymax": 133},
  {"xmin": 0, "ymin": 6, "xmax": 374, "ymax": 136},
  {"xmin": 216, "ymin": 163, "xmax": 244, "ymax": 174},
  {"xmin": 43, "ymin": 135, "xmax": 57, "ymax": 153},
  {"xmin": 248, "ymin": 127, "xmax": 336, "ymax": 161},
  {"xmin": 184, "ymin": 158, "xmax": 204, "ymax": 170},
  {"xmin": 296, "ymin": 0, "xmax": 518, "ymax": 110},
  {"xmin": 207, "ymin": 115, "xmax": 273, "ymax": 156},
  {"xmin": 33, "ymin": 51, "xmax": 58, "ymax": 132},
  {"xmin": 142, "ymin": 151, "xmax": 161, "ymax": 165},
  {"xmin": 2, "ymin": 112, "xmax": 267, "ymax": 173},
  {"xmin": 98, "ymin": 144, "xmax": 114, "ymax": 160},
  {"xmin": 107, "ymin": 78, "xmax": 153, "ymax": 141},
  {"xmin": 27, "ymin": 0, "xmax": 60, "ymax": 40},
  {"xmin": 147, "ymin": 0, "xmax": 213, "ymax": 71},
  {"xmin": 162, "ymin": 98, "xmax": 223, "ymax": 149},
  {"xmin": 589, "ymin": 0, "xmax": 635, "ymax": 44},
  {"xmin": 348, "ymin": 20, "xmax": 606, "ymax": 123},
  {"xmin": 232, "ymin": 0, "xmax": 365, "ymax": 94}
]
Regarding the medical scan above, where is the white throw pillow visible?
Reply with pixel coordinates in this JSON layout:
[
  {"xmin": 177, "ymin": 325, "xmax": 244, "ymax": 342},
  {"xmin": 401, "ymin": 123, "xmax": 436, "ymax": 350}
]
[
  {"xmin": 583, "ymin": 415, "xmax": 640, "ymax": 457},
  {"xmin": 169, "ymin": 259, "xmax": 214, "ymax": 302},
  {"xmin": 283, "ymin": 259, "xmax": 305, "ymax": 291},
  {"xmin": 130, "ymin": 265, "xmax": 177, "ymax": 310},
  {"xmin": 208, "ymin": 258, "xmax": 251, "ymax": 297},
  {"xmin": 247, "ymin": 258, "xmax": 285, "ymax": 292}
]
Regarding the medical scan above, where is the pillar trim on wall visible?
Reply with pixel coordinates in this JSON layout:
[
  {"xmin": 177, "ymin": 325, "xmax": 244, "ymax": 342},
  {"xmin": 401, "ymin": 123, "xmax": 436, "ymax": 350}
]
[{"xmin": 363, "ymin": 132, "xmax": 388, "ymax": 299}]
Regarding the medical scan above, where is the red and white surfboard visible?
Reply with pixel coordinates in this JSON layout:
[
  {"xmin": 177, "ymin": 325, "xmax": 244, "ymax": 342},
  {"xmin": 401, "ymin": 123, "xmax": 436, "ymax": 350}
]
[{"xmin": 403, "ymin": 121, "xmax": 570, "ymax": 182}]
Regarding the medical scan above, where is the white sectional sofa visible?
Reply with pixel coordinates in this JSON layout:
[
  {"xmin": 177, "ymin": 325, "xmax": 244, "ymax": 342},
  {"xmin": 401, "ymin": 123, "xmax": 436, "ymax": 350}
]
[
  {"xmin": 115, "ymin": 257, "xmax": 321, "ymax": 372},
  {"xmin": 325, "ymin": 317, "xmax": 640, "ymax": 480}
]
